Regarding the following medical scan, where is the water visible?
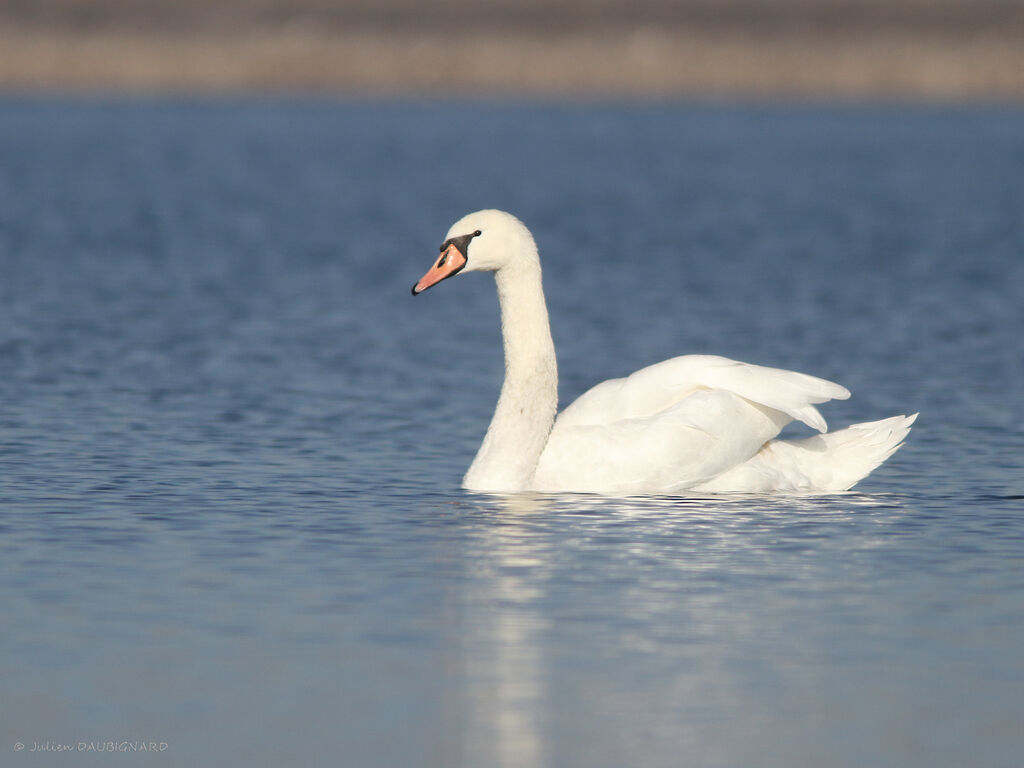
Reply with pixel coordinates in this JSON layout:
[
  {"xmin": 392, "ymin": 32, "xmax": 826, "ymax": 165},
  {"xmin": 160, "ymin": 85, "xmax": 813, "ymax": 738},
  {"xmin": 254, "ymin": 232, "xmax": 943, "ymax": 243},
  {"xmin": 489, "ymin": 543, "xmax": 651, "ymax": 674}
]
[{"xmin": 1, "ymin": 98, "xmax": 1022, "ymax": 767}]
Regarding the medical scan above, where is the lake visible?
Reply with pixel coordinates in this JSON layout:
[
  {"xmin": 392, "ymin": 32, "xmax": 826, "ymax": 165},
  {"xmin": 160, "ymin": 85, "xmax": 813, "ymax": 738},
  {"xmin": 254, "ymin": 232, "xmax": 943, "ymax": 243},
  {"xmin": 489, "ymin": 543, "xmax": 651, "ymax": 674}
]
[{"xmin": 0, "ymin": 98, "xmax": 1022, "ymax": 767}]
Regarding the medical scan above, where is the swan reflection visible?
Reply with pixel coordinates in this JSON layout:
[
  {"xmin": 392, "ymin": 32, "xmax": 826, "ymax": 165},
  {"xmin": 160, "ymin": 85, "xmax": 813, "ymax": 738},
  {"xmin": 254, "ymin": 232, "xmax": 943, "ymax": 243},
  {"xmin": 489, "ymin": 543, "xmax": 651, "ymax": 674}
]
[
  {"xmin": 452, "ymin": 493, "xmax": 555, "ymax": 768},
  {"xmin": 449, "ymin": 490, "xmax": 907, "ymax": 766}
]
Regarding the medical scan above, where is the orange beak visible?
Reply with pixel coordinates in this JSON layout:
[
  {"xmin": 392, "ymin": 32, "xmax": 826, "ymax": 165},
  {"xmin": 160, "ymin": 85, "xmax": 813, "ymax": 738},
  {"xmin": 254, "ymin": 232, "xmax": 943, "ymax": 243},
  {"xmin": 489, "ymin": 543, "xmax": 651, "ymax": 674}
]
[{"xmin": 411, "ymin": 242, "xmax": 468, "ymax": 295}]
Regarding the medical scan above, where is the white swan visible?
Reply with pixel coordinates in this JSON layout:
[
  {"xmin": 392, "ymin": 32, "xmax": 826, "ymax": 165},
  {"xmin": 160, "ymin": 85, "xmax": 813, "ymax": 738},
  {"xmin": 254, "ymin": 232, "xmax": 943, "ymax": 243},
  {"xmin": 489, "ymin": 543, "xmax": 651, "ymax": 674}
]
[{"xmin": 413, "ymin": 209, "xmax": 916, "ymax": 495}]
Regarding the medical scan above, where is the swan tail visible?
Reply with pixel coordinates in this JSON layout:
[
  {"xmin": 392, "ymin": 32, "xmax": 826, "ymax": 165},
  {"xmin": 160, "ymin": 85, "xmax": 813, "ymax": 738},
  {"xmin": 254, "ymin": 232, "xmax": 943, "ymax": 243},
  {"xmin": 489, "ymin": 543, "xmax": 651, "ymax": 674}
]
[
  {"xmin": 770, "ymin": 413, "xmax": 918, "ymax": 491},
  {"xmin": 695, "ymin": 413, "xmax": 918, "ymax": 493}
]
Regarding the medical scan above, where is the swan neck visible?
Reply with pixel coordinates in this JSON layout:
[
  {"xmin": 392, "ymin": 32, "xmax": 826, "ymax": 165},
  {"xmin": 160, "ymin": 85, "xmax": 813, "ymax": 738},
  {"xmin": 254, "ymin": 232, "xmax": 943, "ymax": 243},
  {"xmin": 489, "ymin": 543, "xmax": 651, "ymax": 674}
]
[
  {"xmin": 462, "ymin": 259, "xmax": 558, "ymax": 492},
  {"xmin": 496, "ymin": 261, "xmax": 555, "ymax": 377}
]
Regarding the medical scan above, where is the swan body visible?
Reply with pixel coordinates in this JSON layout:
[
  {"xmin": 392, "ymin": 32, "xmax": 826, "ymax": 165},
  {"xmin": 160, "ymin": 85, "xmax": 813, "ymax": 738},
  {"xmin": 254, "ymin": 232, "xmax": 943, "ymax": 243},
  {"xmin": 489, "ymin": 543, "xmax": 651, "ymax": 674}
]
[{"xmin": 413, "ymin": 209, "xmax": 915, "ymax": 495}]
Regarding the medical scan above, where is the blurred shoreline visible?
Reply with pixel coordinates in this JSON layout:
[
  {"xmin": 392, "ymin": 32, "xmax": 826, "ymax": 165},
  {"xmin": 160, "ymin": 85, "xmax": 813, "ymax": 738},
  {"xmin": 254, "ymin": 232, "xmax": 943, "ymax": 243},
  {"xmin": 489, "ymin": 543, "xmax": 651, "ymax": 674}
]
[{"xmin": 1, "ymin": 0, "xmax": 1022, "ymax": 99}]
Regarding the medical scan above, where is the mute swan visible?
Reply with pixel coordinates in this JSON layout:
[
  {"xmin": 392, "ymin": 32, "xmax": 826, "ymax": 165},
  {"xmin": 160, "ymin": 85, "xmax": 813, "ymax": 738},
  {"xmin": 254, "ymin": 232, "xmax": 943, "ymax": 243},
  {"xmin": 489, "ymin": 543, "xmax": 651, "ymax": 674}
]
[{"xmin": 413, "ymin": 209, "xmax": 916, "ymax": 495}]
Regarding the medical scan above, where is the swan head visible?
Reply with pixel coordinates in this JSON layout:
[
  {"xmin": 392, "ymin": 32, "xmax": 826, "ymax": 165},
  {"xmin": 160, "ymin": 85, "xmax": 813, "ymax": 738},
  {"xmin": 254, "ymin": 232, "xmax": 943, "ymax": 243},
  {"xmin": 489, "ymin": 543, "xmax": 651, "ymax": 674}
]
[{"xmin": 412, "ymin": 209, "xmax": 537, "ymax": 295}]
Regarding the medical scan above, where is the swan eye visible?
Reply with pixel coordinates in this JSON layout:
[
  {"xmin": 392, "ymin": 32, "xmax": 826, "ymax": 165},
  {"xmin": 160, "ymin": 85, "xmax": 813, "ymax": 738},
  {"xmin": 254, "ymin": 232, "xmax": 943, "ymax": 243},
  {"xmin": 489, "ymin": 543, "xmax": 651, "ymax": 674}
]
[{"xmin": 473, "ymin": 230, "xmax": 482, "ymax": 237}]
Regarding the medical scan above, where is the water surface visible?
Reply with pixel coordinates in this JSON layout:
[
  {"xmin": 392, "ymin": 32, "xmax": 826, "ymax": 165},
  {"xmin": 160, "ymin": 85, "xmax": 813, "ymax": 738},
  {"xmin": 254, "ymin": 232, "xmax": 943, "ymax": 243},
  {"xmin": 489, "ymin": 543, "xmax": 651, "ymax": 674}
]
[{"xmin": 1, "ymin": 99, "xmax": 1022, "ymax": 767}]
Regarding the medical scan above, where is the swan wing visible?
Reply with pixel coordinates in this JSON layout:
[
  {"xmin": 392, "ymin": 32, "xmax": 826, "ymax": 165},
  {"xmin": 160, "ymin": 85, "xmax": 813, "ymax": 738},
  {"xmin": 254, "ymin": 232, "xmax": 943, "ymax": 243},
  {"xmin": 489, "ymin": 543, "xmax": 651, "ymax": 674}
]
[
  {"xmin": 533, "ymin": 388, "xmax": 781, "ymax": 494},
  {"xmin": 532, "ymin": 355, "xmax": 852, "ymax": 495},
  {"xmin": 554, "ymin": 354, "xmax": 849, "ymax": 433}
]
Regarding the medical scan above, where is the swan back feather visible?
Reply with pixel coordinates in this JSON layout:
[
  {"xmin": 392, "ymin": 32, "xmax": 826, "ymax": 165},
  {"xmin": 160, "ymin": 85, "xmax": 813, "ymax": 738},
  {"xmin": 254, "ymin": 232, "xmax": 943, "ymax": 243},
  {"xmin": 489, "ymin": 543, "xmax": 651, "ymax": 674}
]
[{"xmin": 555, "ymin": 355, "xmax": 850, "ymax": 434}]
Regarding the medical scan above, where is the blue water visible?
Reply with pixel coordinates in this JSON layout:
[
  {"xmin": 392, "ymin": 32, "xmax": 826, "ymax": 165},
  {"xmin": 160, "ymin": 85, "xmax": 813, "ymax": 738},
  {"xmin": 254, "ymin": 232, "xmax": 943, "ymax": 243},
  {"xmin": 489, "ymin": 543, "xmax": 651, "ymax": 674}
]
[{"xmin": 1, "ymin": 99, "xmax": 1022, "ymax": 767}]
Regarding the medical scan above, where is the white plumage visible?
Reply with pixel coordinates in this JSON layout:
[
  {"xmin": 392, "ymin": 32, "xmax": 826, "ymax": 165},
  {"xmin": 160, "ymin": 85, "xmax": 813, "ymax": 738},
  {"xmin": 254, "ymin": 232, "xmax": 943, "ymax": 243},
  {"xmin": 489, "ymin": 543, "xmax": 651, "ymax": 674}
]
[{"xmin": 413, "ymin": 209, "xmax": 916, "ymax": 495}]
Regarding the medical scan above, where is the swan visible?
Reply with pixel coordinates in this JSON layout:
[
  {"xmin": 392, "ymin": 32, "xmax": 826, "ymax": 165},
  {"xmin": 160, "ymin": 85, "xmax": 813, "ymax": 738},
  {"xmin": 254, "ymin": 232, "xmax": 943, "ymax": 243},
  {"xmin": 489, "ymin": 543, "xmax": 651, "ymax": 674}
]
[{"xmin": 412, "ymin": 209, "xmax": 916, "ymax": 495}]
